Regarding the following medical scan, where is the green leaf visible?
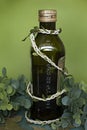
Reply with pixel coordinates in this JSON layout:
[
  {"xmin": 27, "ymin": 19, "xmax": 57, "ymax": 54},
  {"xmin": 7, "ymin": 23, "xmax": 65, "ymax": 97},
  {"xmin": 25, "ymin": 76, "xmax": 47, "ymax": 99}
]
[
  {"xmin": 51, "ymin": 123, "xmax": 57, "ymax": 130},
  {"xmin": 2, "ymin": 67, "xmax": 7, "ymax": 77},
  {"xmin": 75, "ymin": 118, "xmax": 81, "ymax": 125},
  {"xmin": 2, "ymin": 90, "xmax": 8, "ymax": 100},
  {"xmin": 73, "ymin": 113, "xmax": 80, "ymax": 119},
  {"xmin": 68, "ymin": 76, "xmax": 75, "ymax": 87},
  {"xmin": 73, "ymin": 113, "xmax": 81, "ymax": 126},
  {"xmin": 11, "ymin": 79, "xmax": 19, "ymax": 89},
  {"xmin": 80, "ymin": 81, "xmax": 87, "ymax": 93},
  {"xmin": 63, "ymin": 76, "xmax": 74, "ymax": 88},
  {"xmin": 2, "ymin": 110, "xmax": 10, "ymax": 117},
  {"xmin": 62, "ymin": 112, "xmax": 72, "ymax": 118},
  {"xmin": 1, "ymin": 77, "xmax": 10, "ymax": 85},
  {"xmin": 0, "ymin": 93, "xmax": 4, "ymax": 99},
  {"xmin": 0, "ymin": 115, "xmax": 5, "ymax": 124},
  {"xmin": 9, "ymin": 88, "xmax": 16, "ymax": 96},
  {"xmin": 62, "ymin": 96, "xmax": 70, "ymax": 106},
  {"xmin": 6, "ymin": 85, "xmax": 13, "ymax": 94},
  {"xmin": 69, "ymin": 86, "xmax": 81, "ymax": 100},
  {"xmin": 85, "ymin": 119, "xmax": 87, "ymax": 130},
  {"xmin": 6, "ymin": 104, "xmax": 13, "ymax": 110},
  {"xmin": 61, "ymin": 119, "xmax": 69, "ymax": 128},
  {"xmin": 24, "ymin": 98, "xmax": 31, "ymax": 109},
  {"xmin": 13, "ymin": 96, "xmax": 31, "ymax": 109},
  {"xmin": 12, "ymin": 102, "xmax": 20, "ymax": 111},
  {"xmin": 0, "ymin": 83, "xmax": 4, "ymax": 89},
  {"xmin": 0, "ymin": 105, "xmax": 7, "ymax": 110},
  {"xmin": 83, "ymin": 104, "xmax": 87, "ymax": 113}
]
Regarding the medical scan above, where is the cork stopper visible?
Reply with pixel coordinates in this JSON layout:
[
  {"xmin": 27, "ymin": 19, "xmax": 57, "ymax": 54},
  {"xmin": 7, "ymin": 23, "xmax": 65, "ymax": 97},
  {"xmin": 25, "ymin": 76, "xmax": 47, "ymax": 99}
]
[{"xmin": 38, "ymin": 9, "xmax": 57, "ymax": 22}]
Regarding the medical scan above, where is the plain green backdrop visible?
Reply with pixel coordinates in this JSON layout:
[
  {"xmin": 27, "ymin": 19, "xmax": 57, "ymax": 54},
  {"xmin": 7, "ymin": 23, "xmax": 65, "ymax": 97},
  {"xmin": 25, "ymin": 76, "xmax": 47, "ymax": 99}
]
[{"xmin": 0, "ymin": 0, "xmax": 87, "ymax": 82}]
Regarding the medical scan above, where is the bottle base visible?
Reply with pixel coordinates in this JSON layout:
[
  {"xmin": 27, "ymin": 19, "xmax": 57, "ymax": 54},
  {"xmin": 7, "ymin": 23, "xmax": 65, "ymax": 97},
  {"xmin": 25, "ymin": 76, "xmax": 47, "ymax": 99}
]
[{"xmin": 29, "ymin": 104, "xmax": 63, "ymax": 121}]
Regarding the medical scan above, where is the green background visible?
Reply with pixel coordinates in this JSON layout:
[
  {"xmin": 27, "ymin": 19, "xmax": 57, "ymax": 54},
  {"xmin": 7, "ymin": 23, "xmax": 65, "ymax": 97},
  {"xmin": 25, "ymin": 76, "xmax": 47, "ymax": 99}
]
[{"xmin": 0, "ymin": 0, "xmax": 87, "ymax": 82}]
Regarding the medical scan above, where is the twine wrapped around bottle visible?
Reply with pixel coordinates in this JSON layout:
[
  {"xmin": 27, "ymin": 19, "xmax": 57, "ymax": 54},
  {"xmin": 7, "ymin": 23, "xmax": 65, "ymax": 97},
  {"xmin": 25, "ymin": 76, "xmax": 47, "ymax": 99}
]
[{"xmin": 25, "ymin": 27, "xmax": 68, "ymax": 125}]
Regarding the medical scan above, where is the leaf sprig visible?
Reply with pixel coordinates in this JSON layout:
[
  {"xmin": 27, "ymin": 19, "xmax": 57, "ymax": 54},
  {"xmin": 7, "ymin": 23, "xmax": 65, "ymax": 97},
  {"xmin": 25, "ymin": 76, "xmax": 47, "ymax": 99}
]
[
  {"xmin": 0, "ymin": 67, "xmax": 32, "ymax": 123},
  {"xmin": 51, "ymin": 75, "xmax": 87, "ymax": 130}
]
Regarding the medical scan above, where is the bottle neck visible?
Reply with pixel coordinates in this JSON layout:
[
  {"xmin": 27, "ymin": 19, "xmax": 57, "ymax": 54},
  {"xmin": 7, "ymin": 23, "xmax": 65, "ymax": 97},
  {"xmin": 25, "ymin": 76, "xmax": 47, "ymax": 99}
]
[{"xmin": 39, "ymin": 22, "xmax": 56, "ymax": 30}]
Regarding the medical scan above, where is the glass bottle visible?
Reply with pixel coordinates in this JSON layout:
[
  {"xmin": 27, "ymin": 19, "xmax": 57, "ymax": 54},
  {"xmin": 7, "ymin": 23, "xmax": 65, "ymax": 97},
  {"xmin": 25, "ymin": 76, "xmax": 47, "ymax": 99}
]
[{"xmin": 30, "ymin": 10, "xmax": 65, "ymax": 120}]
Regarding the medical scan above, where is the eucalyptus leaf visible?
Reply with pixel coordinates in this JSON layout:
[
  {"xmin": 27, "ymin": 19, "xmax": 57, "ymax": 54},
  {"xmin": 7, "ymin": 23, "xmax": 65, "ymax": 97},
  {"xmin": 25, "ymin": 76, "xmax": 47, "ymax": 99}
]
[
  {"xmin": 24, "ymin": 98, "xmax": 31, "ymax": 109},
  {"xmin": 0, "ymin": 115, "xmax": 5, "ymax": 124},
  {"xmin": 0, "ymin": 105, "xmax": 6, "ymax": 111},
  {"xmin": 73, "ymin": 113, "xmax": 80, "ymax": 119},
  {"xmin": 62, "ymin": 112, "xmax": 72, "ymax": 118},
  {"xmin": 9, "ymin": 88, "xmax": 16, "ymax": 96},
  {"xmin": 62, "ymin": 96, "xmax": 70, "ymax": 106},
  {"xmin": 6, "ymin": 104, "xmax": 13, "ymax": 110},
  {"xmin": 70, "ymin": 87, "xmax": 81, "ymax": 99},
  {"xmin": 81, "ymin": 81, "xmax": 87, "ymax": 93},
  {"xmin": 6, "ymin": 85, "xmax": 13, "ymax": 94},
  {"xmin": 17, "ymin": 76, "xmax": 27, "ymax": 94},
  {"xmin": 11, "ymin": 79, "xmax": 19, "ymax": 89},
  {"xmin": 51, "ymin": 123, "xmax": 57, "ymax": 130},
  {"xmin": 13, "ymin": 96, "xmax": 31, "ymax": 109},
  {"xmin": 11, "ymin": 102, "xmax": 20, "ymax": 111},
  {"xmin": 0, "ymin": 93, "xmax": 4, "ymax": 100},
  {"xmin": 2, "ymin": 110, "xmax": 10, "ymax": 117},
  {"xmin": 1, "ymin": 77, "xmax": 10, "ymax": 84},
  {"xmin": 2, "ymin": 67, "xmax": 7, "ymax": 77},
  {"xmin": 85, "ymin": 119, "xmax": 87, "ymax": 130},
  {"xmin": 0, "ymin": 83, "xmax": 4, "ymax": 89},
  {"xmin": 75, "ymin": 118, "xmax": 81, "ymax": 126},
  {"xmin": 83, "ymin": 104, "xmax": 87, "ymax": 113},
  {"xmin": 61, "ymin": 119, "xmax": 69, "ymax": 128},
  {"xmin": 63, "ymin": 76, "xmax": 74, "ymax": 88},
  {"xmin": 68, "ymin": 76, "xmax": 75, "ymax": 87}
]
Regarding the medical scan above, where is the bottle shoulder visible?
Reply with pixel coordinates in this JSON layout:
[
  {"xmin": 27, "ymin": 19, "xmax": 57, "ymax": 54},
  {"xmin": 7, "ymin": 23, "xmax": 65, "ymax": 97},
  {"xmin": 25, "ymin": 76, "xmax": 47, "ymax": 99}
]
[
  {"xmin": 35, "ymin": 33, "xmax": 64, "ymax": 46},
  {"xmin": 34, "ymin": 33, "xmax": 65, "ymax": 54}
]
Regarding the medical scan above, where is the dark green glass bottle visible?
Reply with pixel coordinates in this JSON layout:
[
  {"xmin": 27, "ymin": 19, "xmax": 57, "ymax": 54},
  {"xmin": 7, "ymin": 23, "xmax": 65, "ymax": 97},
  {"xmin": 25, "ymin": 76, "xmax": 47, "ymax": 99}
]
[{"xmin": 30, "ymin": 10, "xmax": 65, "ymax": 120}]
